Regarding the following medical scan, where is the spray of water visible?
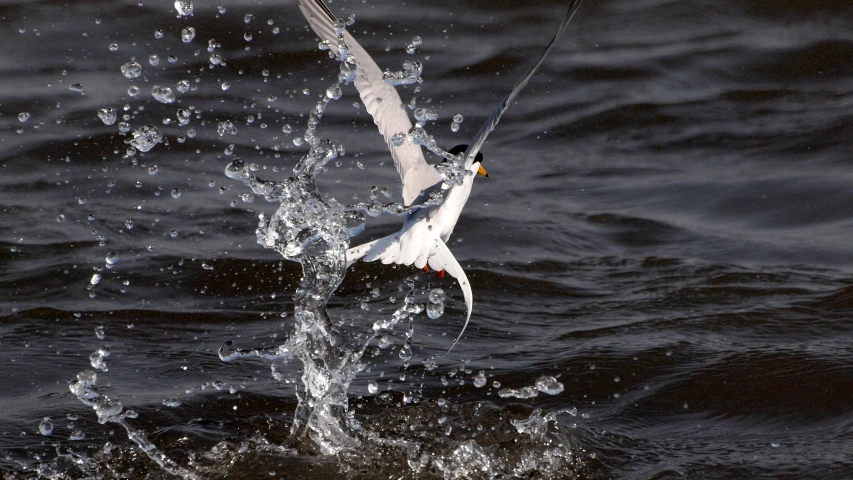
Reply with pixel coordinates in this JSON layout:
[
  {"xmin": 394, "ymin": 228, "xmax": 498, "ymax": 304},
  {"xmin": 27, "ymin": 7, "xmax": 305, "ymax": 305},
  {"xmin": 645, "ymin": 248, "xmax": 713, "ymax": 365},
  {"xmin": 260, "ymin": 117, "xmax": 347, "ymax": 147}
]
[
  {"xmin": 53, "ymin": 7, "xmax": 583, "ymax": 479},
  {"xmin": 218, "ymin": 20, "xmax": 456, "ymax": 454}
]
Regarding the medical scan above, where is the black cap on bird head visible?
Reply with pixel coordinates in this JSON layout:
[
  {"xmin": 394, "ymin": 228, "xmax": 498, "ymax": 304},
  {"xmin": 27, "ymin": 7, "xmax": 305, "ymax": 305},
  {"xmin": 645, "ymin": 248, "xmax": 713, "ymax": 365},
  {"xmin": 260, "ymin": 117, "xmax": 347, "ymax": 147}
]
[
  {"xmin": 447, "ymin": 144, "xmax": 488, "ymax": 177},
  {"xmin": 448, "ymin": 144, "xmax": 483, "ymax": 164}
]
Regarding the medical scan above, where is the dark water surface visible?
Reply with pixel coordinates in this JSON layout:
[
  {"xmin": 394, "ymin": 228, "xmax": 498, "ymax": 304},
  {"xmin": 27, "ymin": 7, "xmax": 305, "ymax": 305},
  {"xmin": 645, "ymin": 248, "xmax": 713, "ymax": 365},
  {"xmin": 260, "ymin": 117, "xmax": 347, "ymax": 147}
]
[{"xmin": 3, "ymin": 0, "xmax": 853, "ymax": 478}]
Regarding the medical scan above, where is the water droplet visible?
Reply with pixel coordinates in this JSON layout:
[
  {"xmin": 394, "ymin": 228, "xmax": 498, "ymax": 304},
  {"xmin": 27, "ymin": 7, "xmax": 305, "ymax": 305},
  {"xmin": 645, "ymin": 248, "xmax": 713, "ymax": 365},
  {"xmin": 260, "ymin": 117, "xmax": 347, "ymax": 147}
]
[
  {"xmin": 535, "ymin": 375, "xmax": 564, "ymax": 395},
  {"xmin": 38, "ymin": 417, "xmax": 53, "ymax": 436},
  {"xmin": 414, "ymin": 108, "xmax": 438, "ymax": 123},
  {"xmin": 171, "ymin": 188, "xmax": 181, "ymax": 199},
  {"xmin": 326, "ymin": 84, "xmax": 342, "ymax": 100},
  {"xmin": 181, "ymin": 27, "xmax": 196, "ymax": 43},
  {"xmin": 498, "ymin": 386, "xmax": 539, "ymax": 399},
  {"xmin": 151, "ymin": 85, "xmax": 175, "ymax": 103},
  {"xmin": 109, "ymin": 43, "xmax": 118, "ymax": 51},
  {"xmin": 127, "ymin": 85, "xmax": 140, "ymax": 97},
  {"xmin": 426, "ymin": 303, "xmax": 444, "ymax": 320},
  {"xmin": 125, "ymin": 219, "xmax": 134, "ymax": 229},
  {"xmin": 293, "ymin": 137, "xmax": 304, "ymax": 147},
  {"xmin": 148, "ymin": 54, "xmax": 159, "ymax": 66},
  {"xmin": 69, "ymin": 83, "xmax": 85, "ymax": 93},
  {"xmin": 244, "ymin": 32, "xmax": 253, "ymax": 42},
  {"xmin": 174, "ymin": 0, "xmax": 193, "ymax": 17},
  {"xmin": 282, "ymin": 124, "xmax": 292, "ymax": 134},
  {"xmin": 176, "ymin": 108, "xmax": 191, "ymax": 126},
  {"xmin": 105, "ymin": 252, "xmax": 119, "ymax": 268},
  {"xmin": 220, "ymin": 81, "xmax": 231, "ymax": 91},
  {"xmin": 129, "ymin": 125, "xmax": 162, "ymax": 152},
  {"xmin": 162, "ymin": 397, "xmax": 182, "ymax": 407},
  {"xmin": 453, "ymin": 113, "xmax": 464, "ymax": 123},
  {"xmin": 154, "ymin": 29, "xmax": 164, "ymax": 39},
  {"xmin": 467, "ymin": 371, "xmax": 485, "ymax": 388},
  {"xmin": 95, "ymin": 325, "xmax": 106, "ymax": 340},
  {"xmin": 391, "ymin": 133, "xmax": 405, "ymax": 147},
  {"xmin": 17, "ymin": 112, "xmax": 30, "ymax": 123},
  {"xmin": 69, "ymin": 430, "xmax": 85, "ymax": 441},
  {"xmin": 56, "ymin": 214, "xmax": 66, "ymax": 223},
  {"xmin": 97, "ymin": 108, "xmax": 117, "ymax": 125},
  {"xmin": 120, "ymin": 61, "xmax": 142, "ymax": 79},
  {"xmin": 89, "ymin": 348, "xmax": 108, "ymax": 371}
]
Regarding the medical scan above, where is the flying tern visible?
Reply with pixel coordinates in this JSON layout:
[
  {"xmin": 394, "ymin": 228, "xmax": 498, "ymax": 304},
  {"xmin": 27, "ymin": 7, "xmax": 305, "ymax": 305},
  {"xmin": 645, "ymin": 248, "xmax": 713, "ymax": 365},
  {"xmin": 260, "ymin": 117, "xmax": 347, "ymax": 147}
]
[{"xmin": 298, "ymin": 0, "xmax": 582, "ymax": 348}]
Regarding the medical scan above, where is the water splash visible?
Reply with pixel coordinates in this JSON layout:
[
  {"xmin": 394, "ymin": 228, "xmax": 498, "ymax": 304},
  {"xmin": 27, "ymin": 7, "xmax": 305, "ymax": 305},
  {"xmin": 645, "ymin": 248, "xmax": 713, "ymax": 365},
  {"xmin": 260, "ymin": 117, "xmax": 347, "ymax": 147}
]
[
  {"xmin": 216, "ymin": 17, "xmax": 581, "ymax": 473},
  {"xmin": 216, "ymin": 16, "xmax": 470, "ymax": 457},
  {"xmin": 68, "ymin": 370, "xmax": 201, "ymax": 479},
  {"xmin": 28, "ymin": 7, "xmax": 584, "ymax": 479}
]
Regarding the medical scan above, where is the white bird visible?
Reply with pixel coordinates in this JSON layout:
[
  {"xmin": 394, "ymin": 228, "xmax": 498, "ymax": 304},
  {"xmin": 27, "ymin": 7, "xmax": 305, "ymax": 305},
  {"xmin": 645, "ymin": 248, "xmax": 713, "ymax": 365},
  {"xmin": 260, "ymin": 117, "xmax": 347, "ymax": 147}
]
[{"xmin": 299, "ymin": 0, "xmax": 582, "ymax": 349}]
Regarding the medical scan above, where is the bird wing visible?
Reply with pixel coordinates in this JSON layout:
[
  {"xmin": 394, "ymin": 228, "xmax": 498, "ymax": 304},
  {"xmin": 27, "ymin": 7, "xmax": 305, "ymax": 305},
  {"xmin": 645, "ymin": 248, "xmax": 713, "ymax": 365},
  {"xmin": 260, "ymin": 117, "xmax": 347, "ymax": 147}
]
[
  {"xmin": 298, "ymin": 0, "xmax": 441, "ymax": 205},
  {"xmin": 463, "ymin": 0, "xmax": 583, "ymax": 169}
]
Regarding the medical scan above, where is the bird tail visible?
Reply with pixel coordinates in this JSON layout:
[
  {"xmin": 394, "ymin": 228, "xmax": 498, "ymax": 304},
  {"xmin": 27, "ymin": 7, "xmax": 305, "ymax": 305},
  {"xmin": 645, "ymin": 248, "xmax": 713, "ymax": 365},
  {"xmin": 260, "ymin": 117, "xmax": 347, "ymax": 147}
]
[{"xmin": 346, "ymin": 231, "xmax": 473, "ymax": 351}]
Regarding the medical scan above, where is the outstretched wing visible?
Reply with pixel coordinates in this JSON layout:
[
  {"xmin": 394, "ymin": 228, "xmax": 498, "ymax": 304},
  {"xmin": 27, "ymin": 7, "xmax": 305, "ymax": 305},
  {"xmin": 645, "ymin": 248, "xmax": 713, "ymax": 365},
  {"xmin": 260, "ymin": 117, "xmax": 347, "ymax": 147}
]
[
  {"xmin": 463, "ymin": 0, "xmax": 583, "ymax": 169},
  {"xmin": 298, "ymin": 0, "xmax": 441, "ymax": 205}
]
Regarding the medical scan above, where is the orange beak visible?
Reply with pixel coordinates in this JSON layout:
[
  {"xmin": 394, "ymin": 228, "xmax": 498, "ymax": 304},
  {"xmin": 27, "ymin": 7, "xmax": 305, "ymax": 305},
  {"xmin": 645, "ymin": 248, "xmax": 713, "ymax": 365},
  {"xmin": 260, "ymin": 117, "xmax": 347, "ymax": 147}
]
[{"xmin": 477, "ymin": 165, "xmax": 489, "ymax": 177}]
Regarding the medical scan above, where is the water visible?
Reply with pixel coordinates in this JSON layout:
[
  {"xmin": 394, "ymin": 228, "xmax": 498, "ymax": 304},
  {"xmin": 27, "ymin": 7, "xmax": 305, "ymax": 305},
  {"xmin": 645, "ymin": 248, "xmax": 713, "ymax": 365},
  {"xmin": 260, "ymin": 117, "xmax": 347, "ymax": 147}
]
[{"xmin": 3, "ymin": 0, "xmax": 853, "ymax": 478}]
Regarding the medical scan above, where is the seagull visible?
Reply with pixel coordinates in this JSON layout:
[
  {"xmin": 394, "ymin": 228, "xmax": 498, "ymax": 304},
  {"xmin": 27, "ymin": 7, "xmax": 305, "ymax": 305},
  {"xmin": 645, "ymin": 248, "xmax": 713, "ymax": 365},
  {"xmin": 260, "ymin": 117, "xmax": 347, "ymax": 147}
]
[{"xmin": 299, "ymin": 0, "xmax": 582, "ymax": 349}]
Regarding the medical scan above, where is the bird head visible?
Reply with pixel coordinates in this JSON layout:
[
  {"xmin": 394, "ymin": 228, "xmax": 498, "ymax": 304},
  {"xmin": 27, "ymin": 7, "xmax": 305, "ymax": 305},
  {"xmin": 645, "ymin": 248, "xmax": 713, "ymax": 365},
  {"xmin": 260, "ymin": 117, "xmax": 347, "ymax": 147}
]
[{"xmin": 447, "ymin": 144, "xmax": 488, "ymax": 177}]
